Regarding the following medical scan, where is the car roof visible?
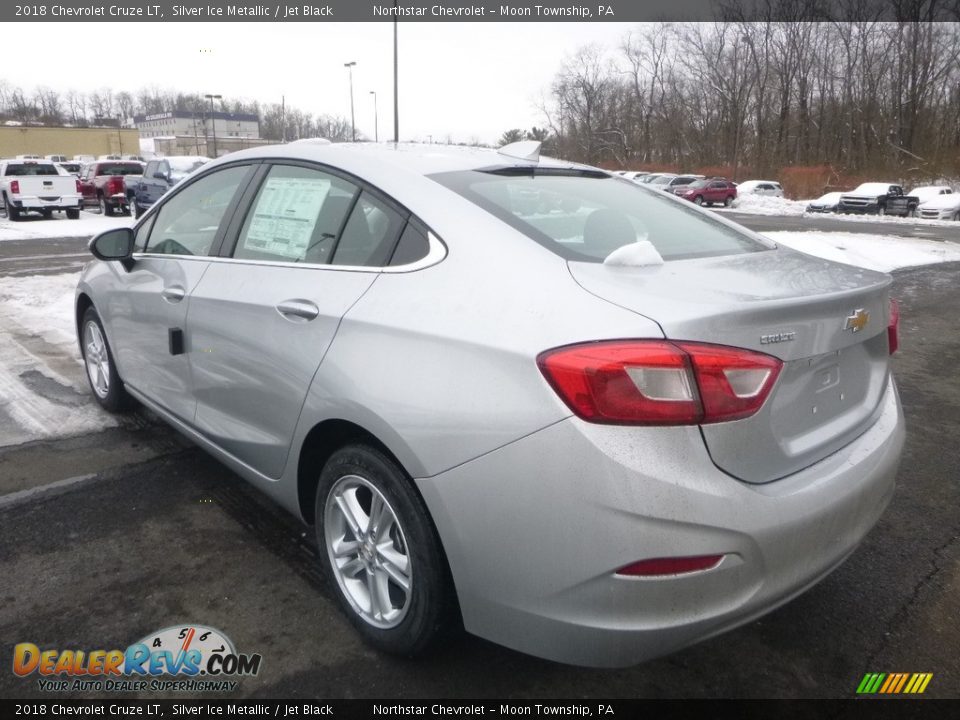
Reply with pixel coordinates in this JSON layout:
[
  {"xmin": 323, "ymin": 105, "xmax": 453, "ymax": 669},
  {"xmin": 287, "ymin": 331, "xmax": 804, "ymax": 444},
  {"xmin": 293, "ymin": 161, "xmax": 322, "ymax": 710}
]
[{"xmin": 206, "ymin": 142, "xmax": 597, "ymax": 183}]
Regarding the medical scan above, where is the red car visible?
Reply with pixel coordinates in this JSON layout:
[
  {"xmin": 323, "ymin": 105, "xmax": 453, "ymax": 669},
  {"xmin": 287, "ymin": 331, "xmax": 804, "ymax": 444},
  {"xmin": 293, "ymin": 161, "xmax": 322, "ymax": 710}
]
[{"xmin": 674, "ymin": 179, "xmax": 737, "ymax": 207}]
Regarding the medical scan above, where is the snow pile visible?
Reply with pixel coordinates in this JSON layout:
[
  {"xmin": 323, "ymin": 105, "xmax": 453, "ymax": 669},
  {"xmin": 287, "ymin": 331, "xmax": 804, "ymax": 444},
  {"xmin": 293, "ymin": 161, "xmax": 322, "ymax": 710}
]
[
  {"xmin": 0, "ymin": 272, "xmax": 117, "ymax": 447},
  {"xmin": 0, "ymin": 211, "xmax": 134, "ymax": 242},
  {"xmin": 603, "ymin": 240, "xmax": 664, "ymax": 267},
  {"xmin": 725, "ymin": 194, "xmax": 810, "ymax": 216},
  {"xmin": 763, "ymin": 231, "xmax": 960, "ymax": 272}
]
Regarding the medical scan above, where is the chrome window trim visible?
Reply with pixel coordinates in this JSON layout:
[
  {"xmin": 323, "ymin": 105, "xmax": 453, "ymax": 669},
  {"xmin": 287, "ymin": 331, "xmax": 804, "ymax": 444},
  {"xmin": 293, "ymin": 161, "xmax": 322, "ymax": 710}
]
[{"xmin": 131, "ymin": 231, "xmax": 447, "ymax": 274}]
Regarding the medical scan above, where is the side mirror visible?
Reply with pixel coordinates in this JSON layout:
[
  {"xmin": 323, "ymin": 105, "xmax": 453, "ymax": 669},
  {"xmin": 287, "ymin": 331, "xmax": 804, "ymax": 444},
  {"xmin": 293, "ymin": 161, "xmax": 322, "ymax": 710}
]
[
  {"xmin": 90, "ymin": 228, "xmax": 135, "ymax": 271},
  {"xmin": 152, "ymin": 170, "xmax": 166, "ymax": 180}
]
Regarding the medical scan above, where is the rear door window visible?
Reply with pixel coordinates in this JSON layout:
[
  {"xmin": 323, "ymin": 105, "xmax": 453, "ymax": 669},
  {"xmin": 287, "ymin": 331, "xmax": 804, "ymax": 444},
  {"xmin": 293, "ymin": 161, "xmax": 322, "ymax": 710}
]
[
  {"xmin": 331, "ymin": 192, "xmax": 405, "ymax": 267},
  {"xmin": 232, "ymin": 164, "xmax": 359, "ymax": 264}
]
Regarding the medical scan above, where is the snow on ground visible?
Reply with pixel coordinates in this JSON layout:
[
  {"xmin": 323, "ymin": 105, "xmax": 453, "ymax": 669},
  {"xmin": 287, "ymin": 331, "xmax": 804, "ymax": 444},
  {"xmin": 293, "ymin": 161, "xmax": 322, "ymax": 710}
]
[
  {"xmin": 0, "ymin": 271, "xmax": 117, "ymax": 447},
  {"xmin": 762, "ymin": 231, "xmax": 960, "ymax": 272},
  {"xmin": 0, "ymin": 211, "xmax": 134, "ymax": 242},
  {"xmin": 727, "ymin": 194, "xmax": 810, "ymax": 216}
]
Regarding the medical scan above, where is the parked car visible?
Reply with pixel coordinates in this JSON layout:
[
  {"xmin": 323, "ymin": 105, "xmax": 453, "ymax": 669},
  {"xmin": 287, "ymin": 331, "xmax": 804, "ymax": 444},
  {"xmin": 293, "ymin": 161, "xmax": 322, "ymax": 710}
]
[
  {"xmin": 908, "ymin": 185, "xmax": 952, "ymax": 206},
  {"xmin": 133, "ymin": 155, "xmax": 210, "ymax": 217},
  {"xmin": 76, "ymin": 142, "xmax": 904, "ymax": 668},
  {"xmin": 638, "ymin": 173, "xmax": 668, "ymax": 184},
  {"xmin": 675, "ymin": 178, "xmax": 738, "ymax": 206},
  {"xmin": 837, "ymin": 183, "xmax": 919, "ymax": 217},
  {"xmin": 55, "ymin": 162, "xmax": 83, "ymax": 177},
  {"xmin": 620, "ymin": 171, "xmax": 649, "ymax": 182},
  {"xmin": 806, "ymin": 191, "xmax": 844, "ymax": 213},
  {"xmin": 0, "ymin": 158, "xmax": 82, "ymax": 220},
  {"xmin": 79, "ymin": 160, "xmax": 145, "ymax": 215},
  {"xmin": 660, "ymin": 174, "xmax": 705, "ymax": 192},
  {"xmin": 916, "ymin": 193, "xmax": 960, "ymax": 221},
  {"xmin": 45, "ymin": 154, "xmax": 68, "ymax": 163},
  {"xmin": 736, "ymin": 180, "xmax": 784, "ymax": 198}
]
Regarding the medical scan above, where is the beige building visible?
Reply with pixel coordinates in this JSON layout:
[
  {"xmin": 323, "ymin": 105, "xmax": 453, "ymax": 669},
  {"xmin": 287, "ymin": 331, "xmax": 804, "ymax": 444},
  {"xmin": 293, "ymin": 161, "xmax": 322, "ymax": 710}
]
[{"xmin": 0, "ymin": 126, "xmax": 141, "ymax": 159}]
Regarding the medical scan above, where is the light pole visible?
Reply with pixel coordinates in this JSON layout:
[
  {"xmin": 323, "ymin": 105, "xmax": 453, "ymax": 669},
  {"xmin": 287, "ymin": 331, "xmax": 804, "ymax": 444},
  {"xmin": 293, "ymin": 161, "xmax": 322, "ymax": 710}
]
[
  {"xmin": 344, "ymin": 62, "xmax": 356, "ymax": 142},
  {"xmin": 393, "ymin": 12, "xmax": 399, "ymax": 143},
  {"xmin": 204, "ymin": 93, "xmax": 222, "ymax": 157},
  {"xmin": 369, "ymin": 91, "xmax": 378, "ymax": 143}
]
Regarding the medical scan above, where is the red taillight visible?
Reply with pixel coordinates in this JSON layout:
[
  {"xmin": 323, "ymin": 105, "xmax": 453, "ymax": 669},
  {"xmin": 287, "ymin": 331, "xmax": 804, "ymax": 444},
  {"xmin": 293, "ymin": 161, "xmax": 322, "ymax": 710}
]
[
  {"xmin": 887, "ymin": 298, "xmax": 899, "ymax": 355},
  {"xmin": 10, "ymin": 180, "xmax": 20, "ymax": 194},
  {"xmin": 537, "ymin": 340, "xmax": 782, "ymax": 425},
  {"xmin": 616, "ymin": 555, "xmax": 724, "ymax": 577},
  {"xmin": 107, "ymin": 176, "xmax": 123, "ymax": 195}
]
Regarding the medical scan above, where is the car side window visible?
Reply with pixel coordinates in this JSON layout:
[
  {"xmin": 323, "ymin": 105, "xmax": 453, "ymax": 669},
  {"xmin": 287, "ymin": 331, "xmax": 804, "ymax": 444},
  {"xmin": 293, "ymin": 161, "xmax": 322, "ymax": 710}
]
[
  {"xmin": 233, "ymin": 165, "xmax": 359, "ymax": 264},
  {"xmin": 389, "ymin": 222, "xmax": 431, "ymax": 266},
  {"xmin": 144, "ymin": 161, "xmax": 156, "ymax": 178},
  {"xmin": 143, "ymin": 165, "xmax": 248, "ymax": 257},
  {"xmin": 331, "ymin": 191, "xmax": 406, "ymax": 267},
  {"xmin": 134, "ymin": 213, "xmax": 157, "ymax": 252},
  {"xmin": 158, "ymin": 161, "xmax": 170, "ymax": 179}
]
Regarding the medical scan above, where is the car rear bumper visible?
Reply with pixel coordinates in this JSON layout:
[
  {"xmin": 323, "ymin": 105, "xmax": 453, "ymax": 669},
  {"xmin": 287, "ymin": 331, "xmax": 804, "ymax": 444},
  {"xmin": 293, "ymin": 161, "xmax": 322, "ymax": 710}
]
[
  {"xmin": 417, "ymin": 375, "xmax": 904, "ymax": 667},
  {"xmin": 9, "ymin": 195, "xmax": 81, "ymax": 210}
]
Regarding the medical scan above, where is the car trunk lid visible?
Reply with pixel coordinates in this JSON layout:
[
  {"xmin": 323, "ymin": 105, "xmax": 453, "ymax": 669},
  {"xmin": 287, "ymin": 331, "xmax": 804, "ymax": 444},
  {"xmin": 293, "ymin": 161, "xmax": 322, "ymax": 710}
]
[{"xmin": 568, "ymin": 247, "xmax": 893, "ymax": 483}]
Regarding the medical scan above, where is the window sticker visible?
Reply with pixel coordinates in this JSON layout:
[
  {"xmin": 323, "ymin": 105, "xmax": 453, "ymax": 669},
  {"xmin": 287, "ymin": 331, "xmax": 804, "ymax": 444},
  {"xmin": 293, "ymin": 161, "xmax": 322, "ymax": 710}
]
[{"xmin": 244, "ymin": 176, "xmax": 331, "ymax": 260}]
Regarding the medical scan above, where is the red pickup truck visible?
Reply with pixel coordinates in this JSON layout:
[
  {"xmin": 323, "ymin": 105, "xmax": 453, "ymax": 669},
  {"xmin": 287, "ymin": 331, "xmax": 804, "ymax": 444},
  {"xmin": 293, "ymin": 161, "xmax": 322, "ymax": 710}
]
[{"xmin": 79, "ymin": 161, "xmax": 144, "ymax": 216}]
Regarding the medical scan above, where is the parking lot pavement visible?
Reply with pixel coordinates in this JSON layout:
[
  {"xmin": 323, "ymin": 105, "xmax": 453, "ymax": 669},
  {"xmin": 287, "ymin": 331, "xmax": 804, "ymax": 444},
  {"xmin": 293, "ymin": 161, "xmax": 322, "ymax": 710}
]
[{"xmin": 1, "ymin": 262, "xmax": 958, "ymax": 699}]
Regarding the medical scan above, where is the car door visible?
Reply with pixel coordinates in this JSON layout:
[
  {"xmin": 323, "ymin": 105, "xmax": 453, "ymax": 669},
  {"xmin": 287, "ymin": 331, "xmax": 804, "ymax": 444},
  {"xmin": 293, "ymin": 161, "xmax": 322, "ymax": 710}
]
[
  {"xmin": 138, "ymin": 161, "xmax": 157, "ymax": 205},
  {"xmin": 104, "ymin": 163, "xmax": 255, "ymax": 422},
  {"xmin": 186, "ymin": 162, "xmax": 406, "ymax": 478},
  {"xmin": 80, "ymin": 165, "xmax": 97, "ymax": 205},
  {"xmin": 706, "ymin": 181, "xmax": 724, "ymax": 203}
]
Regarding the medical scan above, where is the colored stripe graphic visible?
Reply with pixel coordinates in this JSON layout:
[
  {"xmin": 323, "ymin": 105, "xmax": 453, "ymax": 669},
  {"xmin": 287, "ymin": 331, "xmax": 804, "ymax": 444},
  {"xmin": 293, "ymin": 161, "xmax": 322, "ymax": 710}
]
[{"xmin": 857, "ymin": 672, "xmax": 932, "ymax": 694}]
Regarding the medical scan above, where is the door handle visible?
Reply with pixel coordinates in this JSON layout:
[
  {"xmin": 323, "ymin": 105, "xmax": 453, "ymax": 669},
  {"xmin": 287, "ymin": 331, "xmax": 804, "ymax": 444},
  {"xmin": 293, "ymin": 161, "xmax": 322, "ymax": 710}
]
[
  {"xmin": 161, "ymin": 286, "xmax": 186, "ymax": 303},
  {"xmin": 276, "ymin": 299, "xmax": 320, "ymax": 322}
]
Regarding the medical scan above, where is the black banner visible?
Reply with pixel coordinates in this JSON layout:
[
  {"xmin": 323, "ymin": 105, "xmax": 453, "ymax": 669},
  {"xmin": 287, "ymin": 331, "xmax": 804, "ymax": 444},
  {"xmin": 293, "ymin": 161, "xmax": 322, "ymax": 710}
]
[
  {"xmin": 3, "ymin": 0, "xmax": 958, "ymax": 23},
  {"xmin": 1, "ymin": 699, "xmax": 958, "ymax": 719}
]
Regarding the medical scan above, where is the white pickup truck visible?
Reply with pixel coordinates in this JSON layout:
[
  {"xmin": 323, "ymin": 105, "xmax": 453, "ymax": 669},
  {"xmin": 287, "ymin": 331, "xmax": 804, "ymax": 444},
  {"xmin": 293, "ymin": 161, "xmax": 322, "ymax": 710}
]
[{"xmin": 0, "ymin": 159, "xmax": 83, "ymax": 220}]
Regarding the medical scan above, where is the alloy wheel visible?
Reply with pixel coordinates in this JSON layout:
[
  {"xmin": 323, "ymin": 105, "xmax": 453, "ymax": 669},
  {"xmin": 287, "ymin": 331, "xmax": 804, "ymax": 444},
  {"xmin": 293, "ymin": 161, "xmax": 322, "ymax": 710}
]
[
  {"xmin": 324, "ymin": 474, "xmax": 413, "ymax": 629},
  {"xmin": 83, "ymin": 320, "xmax": 110, "ymax": 399}
]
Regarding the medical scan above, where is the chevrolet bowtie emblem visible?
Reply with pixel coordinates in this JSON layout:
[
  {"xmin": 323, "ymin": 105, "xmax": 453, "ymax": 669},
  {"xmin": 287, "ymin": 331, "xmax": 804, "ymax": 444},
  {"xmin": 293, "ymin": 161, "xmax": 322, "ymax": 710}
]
[{"xmin": 844, "ymin": 308, "xmax": 870, "ymax": 333}]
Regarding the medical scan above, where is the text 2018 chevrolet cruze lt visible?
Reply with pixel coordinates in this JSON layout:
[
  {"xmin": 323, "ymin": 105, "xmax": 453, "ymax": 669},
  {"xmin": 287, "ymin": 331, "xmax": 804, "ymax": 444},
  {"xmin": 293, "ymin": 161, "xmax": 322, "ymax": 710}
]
[{"xmin": 76, "ymin": 141, "xmax": 904, "ymax": 667}]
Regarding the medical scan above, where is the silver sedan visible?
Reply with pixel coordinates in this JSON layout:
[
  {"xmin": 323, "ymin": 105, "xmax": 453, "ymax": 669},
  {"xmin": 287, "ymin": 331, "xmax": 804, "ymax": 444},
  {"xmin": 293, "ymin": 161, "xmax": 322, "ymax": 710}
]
[{"xmin": 76, "ymin": 141, "xmax": 905, "ymax": 667}]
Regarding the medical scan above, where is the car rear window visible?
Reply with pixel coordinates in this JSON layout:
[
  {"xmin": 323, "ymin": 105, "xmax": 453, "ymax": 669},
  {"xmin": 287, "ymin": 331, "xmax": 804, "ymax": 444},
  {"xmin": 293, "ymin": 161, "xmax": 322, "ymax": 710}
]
[
  {"xmin": 5, "ymin": 163, "xmax": 59, "ymax": 176},
  {"xmin": 96, "ymin": 163, "xmax": 143, "ymax": 176},
  {"xmin": 430, "ymin": 169, "xmax": 767, "ymax": 262}
]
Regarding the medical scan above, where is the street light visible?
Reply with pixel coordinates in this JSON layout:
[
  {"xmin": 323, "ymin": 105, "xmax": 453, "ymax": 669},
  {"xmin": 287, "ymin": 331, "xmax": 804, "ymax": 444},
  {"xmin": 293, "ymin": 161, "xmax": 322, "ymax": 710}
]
[
  {"xmin": 204, "ymin": 93, "xmax": 222, "ymax": 157},
  {"xmin": 369, "ymin": 91, "xmax": 378, "ymax": 143},
  {"xmin": 344, "ymin": 61, "xmax": 357, "ymax": 142}
]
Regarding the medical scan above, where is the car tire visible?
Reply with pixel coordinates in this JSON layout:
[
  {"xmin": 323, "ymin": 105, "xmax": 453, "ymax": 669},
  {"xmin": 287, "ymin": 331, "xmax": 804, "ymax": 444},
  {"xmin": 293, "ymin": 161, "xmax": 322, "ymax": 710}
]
[
  {"xmin": 98, "ymin": 196, "xmax": 111, "ymax": 216},
  {"xmin": 66, "ymin": 208, "xmax": 80, "ymax": 220},
  {"xmin": 80, "ymin": 306, "xmax": 133, "ymax": 412},
  {"xmin": 315, "ymin": 444, "xmax": 457, "ymax": 657},
  {"xmin": 724, "ymin": 196, "xmax": 733, "ymax": 207},
  {"xmin": 694, "ymin": 195, "xmax": 704, "ymax": 206},
  {"xmin": 3, "ymin": 193, "xmax": 21, "ymax": 221}
]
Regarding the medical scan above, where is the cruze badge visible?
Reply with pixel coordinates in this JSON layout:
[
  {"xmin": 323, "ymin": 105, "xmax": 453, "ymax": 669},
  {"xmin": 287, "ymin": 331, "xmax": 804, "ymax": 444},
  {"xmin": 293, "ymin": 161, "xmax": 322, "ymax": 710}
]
[
  {"xmin": 844, "ymin": 309, "xmax": 870, "ymax": 333},
  {"xmin": 760, "ymin": 331, "xmax": 795, "ymax": 345}
]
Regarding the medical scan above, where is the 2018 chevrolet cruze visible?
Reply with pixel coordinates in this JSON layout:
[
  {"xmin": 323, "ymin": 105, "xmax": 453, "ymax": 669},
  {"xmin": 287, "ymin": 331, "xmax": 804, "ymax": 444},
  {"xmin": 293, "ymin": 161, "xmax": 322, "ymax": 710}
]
[{"xmin": 76, "ymin": 141, "xmax": 905, "ymax": 667}]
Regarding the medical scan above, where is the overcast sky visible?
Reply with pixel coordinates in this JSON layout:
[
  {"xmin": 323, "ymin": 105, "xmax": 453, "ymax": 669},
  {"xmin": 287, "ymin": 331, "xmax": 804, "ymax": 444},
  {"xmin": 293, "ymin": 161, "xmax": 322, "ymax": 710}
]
[{"xmin": 12, "ymin": 22, "xmax": 634, "ymax": 145}]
